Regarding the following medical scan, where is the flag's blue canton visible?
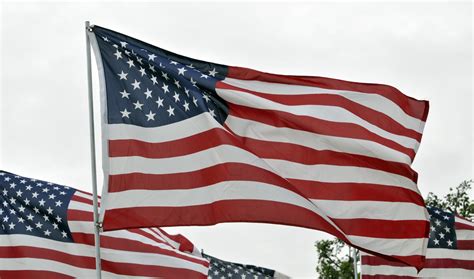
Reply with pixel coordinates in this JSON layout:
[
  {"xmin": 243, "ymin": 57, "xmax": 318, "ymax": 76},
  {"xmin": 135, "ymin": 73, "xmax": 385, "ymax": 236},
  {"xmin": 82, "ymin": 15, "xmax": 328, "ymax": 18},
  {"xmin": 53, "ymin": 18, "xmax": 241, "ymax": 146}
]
[
  {"xmin": 92, "ymin": 26, "xmax": 229, "ymax": 128},
  {"xmin": 203, "ymin": 253, "xmax": 275, "ymax": 279},
  {"xmin": 0, "ymin": 171, "xmax": 75, "ymax": 242},
  {"xmin": 427, "ymin": 207, "xmax": 457, "ymax": 249}
]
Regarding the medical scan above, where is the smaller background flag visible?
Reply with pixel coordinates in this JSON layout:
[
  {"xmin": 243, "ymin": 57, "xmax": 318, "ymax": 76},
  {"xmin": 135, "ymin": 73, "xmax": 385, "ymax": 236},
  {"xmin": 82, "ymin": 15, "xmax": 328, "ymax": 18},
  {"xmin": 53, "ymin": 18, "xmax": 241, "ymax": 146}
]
[
  {"xmin": 0, "ymin": 170, "xmax": 209, "ymax": 278},
  {"xmin": 203, "ymin": 252, "xmax": 290, "ymax": 279},
  {"xmin": 361, "ymin": 206, "xmax": 474, "ymax": 278}
]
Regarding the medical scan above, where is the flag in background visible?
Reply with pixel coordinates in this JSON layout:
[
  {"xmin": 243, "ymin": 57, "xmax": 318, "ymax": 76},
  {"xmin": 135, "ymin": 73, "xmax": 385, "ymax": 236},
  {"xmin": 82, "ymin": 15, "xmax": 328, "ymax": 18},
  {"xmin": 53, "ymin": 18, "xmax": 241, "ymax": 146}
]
[
  {"xmin": 0, "ymin": 170, "xmax": 209, "ymax": 278},
  {"xmin": 361, "ymin": 207, "xmax": 474, "ymax": 278},
  {"xmin": 89, "ymin": 25, "xmax": 430, "ymax": 268},
  {"xmin": 203, "ymin": 252, "xmax": 290, "ymax": 279}
]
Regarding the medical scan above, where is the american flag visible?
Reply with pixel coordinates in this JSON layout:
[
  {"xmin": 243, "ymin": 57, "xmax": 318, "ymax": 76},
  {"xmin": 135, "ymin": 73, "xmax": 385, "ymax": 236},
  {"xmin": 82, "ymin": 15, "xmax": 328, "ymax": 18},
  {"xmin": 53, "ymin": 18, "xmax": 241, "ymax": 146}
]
[
  {"xmin": 89, "ymin": 25, "xmax": 430, "ymax": 268},
  {"xmin": 361, "ymin": 207, "xmax": 474, "ymax": 278},
  {"xmin": 203, "ymin": 253, "xmax": 289, "ymax": 279},
  {"xmin": 0, "ymin": 171, "xmax": 209, "ymax": 278}
]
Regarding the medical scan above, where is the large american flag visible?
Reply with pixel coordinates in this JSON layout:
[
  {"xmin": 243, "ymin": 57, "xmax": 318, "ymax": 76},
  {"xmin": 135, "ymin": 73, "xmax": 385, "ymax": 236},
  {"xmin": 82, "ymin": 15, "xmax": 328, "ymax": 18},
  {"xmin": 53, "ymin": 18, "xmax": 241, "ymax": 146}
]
[
  {"xmin": 0, "ymin": 171, "xmax": 209, "ymax": 278},
  {"xmin": 89, "ymin": 25, "xmax": 430, "ymax": 268},
  {"xmin": 361, "ymin": 207, "xmax": 474, "ymax": 278}
]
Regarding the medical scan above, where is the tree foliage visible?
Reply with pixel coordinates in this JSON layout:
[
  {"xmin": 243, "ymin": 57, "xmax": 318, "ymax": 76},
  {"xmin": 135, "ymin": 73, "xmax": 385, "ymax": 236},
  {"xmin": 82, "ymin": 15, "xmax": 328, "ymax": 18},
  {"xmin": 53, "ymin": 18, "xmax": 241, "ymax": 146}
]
[
  {"xmin": 314, "ymin": 238, "xmax": 359, "ymax": 279},
  {"xmin": 425, "ymin": 179, "xmax": 473, "ymax": 219}
]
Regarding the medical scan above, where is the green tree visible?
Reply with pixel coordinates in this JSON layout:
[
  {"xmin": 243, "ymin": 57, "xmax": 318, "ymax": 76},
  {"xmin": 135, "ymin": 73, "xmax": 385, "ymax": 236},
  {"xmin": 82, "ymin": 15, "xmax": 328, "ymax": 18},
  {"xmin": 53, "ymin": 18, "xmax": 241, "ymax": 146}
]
[
  {"xmin": 425, "ymin": 179, "xmax": 473, "ymax": 219},
  {"xmin": 314, "ymin": 238, "xmax": 359, "ymax": 279}
]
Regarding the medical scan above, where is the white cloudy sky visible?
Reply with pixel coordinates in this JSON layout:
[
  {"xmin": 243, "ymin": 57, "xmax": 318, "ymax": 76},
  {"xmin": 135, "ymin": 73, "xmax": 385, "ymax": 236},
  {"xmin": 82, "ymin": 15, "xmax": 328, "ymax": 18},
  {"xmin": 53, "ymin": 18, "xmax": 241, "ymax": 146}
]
[{"xmin": 1, "ymin": 1, "xmax": 472, "ymax": 277}]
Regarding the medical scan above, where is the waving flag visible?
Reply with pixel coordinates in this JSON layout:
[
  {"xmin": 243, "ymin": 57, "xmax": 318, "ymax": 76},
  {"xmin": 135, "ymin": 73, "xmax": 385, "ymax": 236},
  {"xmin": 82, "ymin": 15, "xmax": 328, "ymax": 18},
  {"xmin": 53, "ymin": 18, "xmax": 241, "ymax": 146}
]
[
  {"xmin": 89, "ymin": 25, "xmax": 430, "ymax": 268},
  {"xmin": 361, "ymin": 207, "xmax": 474, "ymax": 278},
  {"xmin": 203, "ymin": 253, "xmax": 289, "ymax": 279},
  {"xmin": 0, "ymin": 171, "xmax": 209, "ymax": 278}
]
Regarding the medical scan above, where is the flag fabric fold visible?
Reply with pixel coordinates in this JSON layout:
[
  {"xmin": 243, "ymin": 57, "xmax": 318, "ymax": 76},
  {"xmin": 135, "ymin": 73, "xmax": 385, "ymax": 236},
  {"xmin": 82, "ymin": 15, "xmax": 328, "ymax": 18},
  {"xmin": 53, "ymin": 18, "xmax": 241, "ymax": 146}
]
[
  {"xmin": 0, "ymin": 171, "xmax": 209, "ymax": 278},
  {"xmin": 89, "ymin": 25, "xmax": 430, "ymax": 268},
  {"xmin": 361, "ymin": 207, "xmax": 474, "ymax": 278}
]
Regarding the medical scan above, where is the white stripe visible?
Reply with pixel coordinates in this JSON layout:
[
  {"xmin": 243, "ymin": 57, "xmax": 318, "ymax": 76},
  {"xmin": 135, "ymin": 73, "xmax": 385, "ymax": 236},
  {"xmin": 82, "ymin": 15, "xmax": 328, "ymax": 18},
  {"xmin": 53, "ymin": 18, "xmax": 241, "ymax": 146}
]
[
  {"xmin": 362, "ymin": 264, "xmax": 474, "ymax": 278},
  {"xmin": 266, "ymin": 159, "xmax": 418, "ymax": 192},
  {"xmin": 361, "ymin": 264, "xmax": 415, "ymax": 276},
  {"xmin": 427, "ymin": 248, "xmax": 474, "ymax": 261},
  {"xmin": 74, "ymin": 191, "xmax": 101, "ymax": 202},
  {"xmin": 457, "ymin": 229, "xmax": 474, "ymax": 240},
  {"xmin": 68, "ymin": 200, "xmax": 93, "ymax": 212},
  {"xmin": 225, "ymin": 115, "xmax": 411, "ymax": 164},
  {"xmin": 105, "ymin": 181, "xmax": 321, "ymax": 211},
  {"xmin": 217, "ymin": 88, "xmax": 420, "ymax": 151},
  {"xmin": 74, "ymin": 191, "xmax": 94, "ymax": 201},
  {"xmin": 310, "ymin": 200, "xmax": 426, "ymax": 220},
  {"xmin": 222, "ymin": 77, "xmax": 426, "ymax": 133},
  {"xmin": 68, "ymin": 221, "xmax": 179, "ymax": 251},
  {"xmin": 456, "ymin": 216, "xmax": 474, "ymax": 227},
  {"xmin": 363, "ymin": 248, "xmax": 474, "ymax": 263},
  {"xmin": 0, "ymin": 258, "xmax": 140, "ymax": 279},
  {"xmin": 0, "ymin": 234, "xmax": 95, "ymax": 256},
  {"xmin": 108, "ymin": 113, "xmax": 222, "ymax": 142},
  {"xmin": 145, "ymin": 228, "xmax": 181, "ymax": 250},
  {"xmin": 108, "ymin": 144, "xmax": 275, "ymax": 175},
  {"xmin": 102, "ymin": 247, "xmax": 208, "ymax": 274},
  {"xmin": 348, "ymin": 236, "xmax": 426, "ymax": 256}
]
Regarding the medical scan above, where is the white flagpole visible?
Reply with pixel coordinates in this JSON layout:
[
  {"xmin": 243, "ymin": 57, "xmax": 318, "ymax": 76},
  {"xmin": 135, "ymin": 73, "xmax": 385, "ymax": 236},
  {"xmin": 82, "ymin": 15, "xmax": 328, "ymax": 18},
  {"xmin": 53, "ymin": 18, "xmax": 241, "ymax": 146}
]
[
  {"xmin": 85, "ymin": 20, "xmax": 102, "ymax": 279},
  {"xmin": 353, "ymin": 247, "xmax": 358, "ymax": 279}
]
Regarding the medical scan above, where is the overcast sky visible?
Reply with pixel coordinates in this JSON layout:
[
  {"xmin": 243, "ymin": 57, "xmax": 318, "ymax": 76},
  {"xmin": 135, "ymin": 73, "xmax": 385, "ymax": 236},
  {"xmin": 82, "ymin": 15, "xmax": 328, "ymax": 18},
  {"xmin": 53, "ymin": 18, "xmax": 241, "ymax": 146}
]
[{"xmin": 1, "ymin": 1, "xmax": 472, "ymax": 277}]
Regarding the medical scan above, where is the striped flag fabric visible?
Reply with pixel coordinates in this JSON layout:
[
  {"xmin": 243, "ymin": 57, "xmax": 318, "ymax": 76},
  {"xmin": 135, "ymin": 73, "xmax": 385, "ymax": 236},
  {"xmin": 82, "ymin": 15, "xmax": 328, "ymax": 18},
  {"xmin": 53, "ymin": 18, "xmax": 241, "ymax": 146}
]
[
  {"xmin": 88, "ymin": 25, "xmax": 430, "ymax": 268},
  {"xmin": 203, "ymin": 252, "xmax": 290, "ymax": 279},
  {"xmin": 0, "ymin": 170, "xmax": 209, "ymax": 278},
  {"xmin": 361, "ymin": 207, "xmax": 474, "ymax": 278}
]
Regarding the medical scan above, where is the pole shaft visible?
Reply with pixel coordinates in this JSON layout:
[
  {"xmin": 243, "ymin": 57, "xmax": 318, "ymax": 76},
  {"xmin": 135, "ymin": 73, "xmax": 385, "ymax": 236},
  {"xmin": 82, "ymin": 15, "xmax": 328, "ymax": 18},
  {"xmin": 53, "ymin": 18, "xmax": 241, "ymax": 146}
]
[
  {"xmin": 353, "ymin": 247, "xmax": 358, "ymax": 279},
  {"xmin": 85, "ymin": 20, "xmax": 102, "ymax": 279}
]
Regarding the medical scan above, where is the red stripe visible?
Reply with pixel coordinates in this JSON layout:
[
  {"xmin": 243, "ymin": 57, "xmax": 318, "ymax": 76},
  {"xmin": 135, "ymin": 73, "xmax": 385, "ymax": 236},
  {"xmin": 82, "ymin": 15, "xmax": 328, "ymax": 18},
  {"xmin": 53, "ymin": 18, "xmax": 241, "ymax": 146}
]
[
  {"xmin": 362, "ymin": 255, "xmax": 408, "ymax": 267},
  {"xmin": 71, "ymin": 192, "xmax": 101, "ymax": 205},
  {"xmin": 287, "ymin": 179, "xmax": 424, "ymax": 205},
  {"xmin": 108, "ymin": 163, "xmax": 292, "ymax": 192},
  {"xmin": 458, "ymin": 240, "xmax": 474, "ymax": 250},
  {"xmin": 71, "ymin": 233, "xmax": 208, "ymax": 266},
  {"xmin": 236, "ymin": 136, "xmax": 417, "ymax": 181},
  {"xmin": 68, "ymin": 209, "xmax": 93, "ymax": 222},
  {"xmin": 456, "ymin": 221, "xmax": 474, "ymax": 230},
  {"xmin": 226, "ymin": 66, "xmax": 429, "ymax": 121},
  {"xmin": 362, "ymin": 276, "xmax": 416, "ymax": 279},
  {"xmin": 229, "ymin": 105, "xmax": 417, "ymax": 160},
  {"xmin": 333, "ymin": 219, "xmax": 429, "ymax": 239},
  {"xmin": 424, "ymin": 258, "xmax": 474, "ymax": 270},
  {"xmin": 0, "ymin": 246, "xmax": 94, "ymax": 269},
  {"xmin": 0, "ymin": 270, "xmax": 73, "ymax": 279},
  {"xmin": 71, "ymin": 194, "xmax": 93, "ymax": 206},
  {"xmin": 108, "ymin": 127, "xmax": 237, "ymax": 158},
  {"xmin": 102, "ymin": 200, "xmax": 348, "ymax": 241},
  {"xmin": 217, "ymin": 81, "xmax": 423, "ymax": 141}
]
